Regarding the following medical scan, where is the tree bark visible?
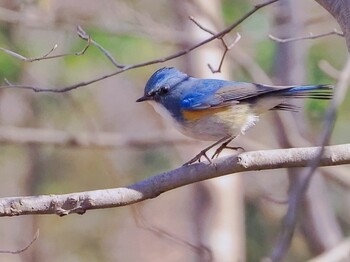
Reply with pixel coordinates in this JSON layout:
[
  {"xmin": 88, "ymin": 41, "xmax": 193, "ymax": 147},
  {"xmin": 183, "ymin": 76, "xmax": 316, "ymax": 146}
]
[{"xmin": 315, "ymin": 0, "xmax": 350, "ymax": 51}]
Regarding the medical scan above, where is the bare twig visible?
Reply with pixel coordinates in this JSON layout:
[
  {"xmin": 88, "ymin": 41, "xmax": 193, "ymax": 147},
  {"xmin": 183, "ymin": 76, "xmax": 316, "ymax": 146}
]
[
  {"xmin": 189, "ymin": 16, "xmax": 216, "ymax": 35},
  {"xmin": 0, "ymin": 45, "xmax": 57, "ymax": 61},
  {"xmin": 0, "ymin": 144, "xmax": 349, "ymax": 217},
  {"xmin": 0, "ymin": 230, "xmax": 39, "ymax": 254},
  {"xmin": 77, "ymin": 26, "xmax": 125, "ymax": 68},
  {"xmin": 270, "ymin": 57, "xmax": 350, "ymax": 262},
  {"xmin": 0, "ymin": 37, "xmax": 91, "ymax": 62},
  {"xmin": 208, "ymin": 34, "xmax": 241, "ymax": 73},
  {"xmin": 268, "ymin": 29, "xmax": 344, "ymax": 43},
  {"xmin": 189, "ymin": 16, "xmax": 241, "ymax": 73},
  {"xmin": 0, "ymin": 0, "xmax": 279, "ymax": 93},
  {"xmin": 0, "ymin": 25, "xmax": 122, "ymax": 68}
]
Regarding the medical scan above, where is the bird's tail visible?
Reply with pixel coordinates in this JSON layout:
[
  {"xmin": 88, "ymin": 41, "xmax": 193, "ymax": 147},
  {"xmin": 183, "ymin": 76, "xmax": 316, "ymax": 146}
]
[
  {"xmin": 269, "ymin": 84, "xmax": 333, "ymax": 112},
  {"xmin": 283, "ymin": 84, "xmax": 333, "ymax": 100}
]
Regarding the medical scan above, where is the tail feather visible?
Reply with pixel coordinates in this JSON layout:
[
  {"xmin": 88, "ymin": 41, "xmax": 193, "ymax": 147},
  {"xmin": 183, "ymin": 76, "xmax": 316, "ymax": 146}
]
[
  {"xmin": 270, "ymin": 84, "xmax": 332, "ymax": 112},
  {"xmin": 272, "ymin": 103, "xmax": 300, "ymax": 112},
  {"xmin": 283, "ymin": 84, "xmax": 333, "ymax": 99}
]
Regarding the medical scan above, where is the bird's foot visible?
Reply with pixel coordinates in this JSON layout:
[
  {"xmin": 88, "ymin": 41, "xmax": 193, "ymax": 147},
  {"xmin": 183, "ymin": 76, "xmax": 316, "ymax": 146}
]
[
  {"xmin": 211, "ymin": 143, "xmax": 244, "ymax": 159},
  {"xmin": 183, "ymin": 135, "xmax": 236, "ymax": 166},
  {"xmin": 183, "ymin": 149, "xmax": 212, "ymax": 166}
]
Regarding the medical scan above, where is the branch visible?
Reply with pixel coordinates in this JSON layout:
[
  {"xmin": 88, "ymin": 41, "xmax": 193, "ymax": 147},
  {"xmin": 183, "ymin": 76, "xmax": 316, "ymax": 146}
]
[
  {"xmin": 0, "ymin": 144, "xmax": 349, "ymax": 217},
  {"xmin": 189, "ymin": 16, "xmax": 241, "ymax": 73},
  {"xmin": 0, "ymin": 230, "xmax": 39, "ymax": 254},
  {"xmin": 76, "ymin": 26, "xmax": 125, "ymax": 68},
  {"xmin": 0, "ymin": 25, "xmax": 121, "ymax": 67},
  {"xmin": 0, "ymin": 35, "xmax": 91, "ymax": 62},
  {"xmin": 268, "ymin": 29, "xmax": 344, "ymax": 43},
  {"xmin": 0, "ymin": 0, "xmax": 279, "ymax": 93},
  {"xmin": 314, "ymin": 0, "xmax": 350, "ymax": 51}
]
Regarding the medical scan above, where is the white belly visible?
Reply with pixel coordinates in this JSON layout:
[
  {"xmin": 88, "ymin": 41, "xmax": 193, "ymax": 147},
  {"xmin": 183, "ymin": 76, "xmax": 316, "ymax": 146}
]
[{"xmin": 178, "ymin": 104, "xmax": 259, "ymax": 141}]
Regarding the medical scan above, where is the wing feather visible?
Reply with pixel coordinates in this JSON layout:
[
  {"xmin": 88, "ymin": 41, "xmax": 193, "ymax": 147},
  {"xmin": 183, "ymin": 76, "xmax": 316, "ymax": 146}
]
[{"xmin": 180, "ymin": 81, "xmax": 331, "ymax": 112}]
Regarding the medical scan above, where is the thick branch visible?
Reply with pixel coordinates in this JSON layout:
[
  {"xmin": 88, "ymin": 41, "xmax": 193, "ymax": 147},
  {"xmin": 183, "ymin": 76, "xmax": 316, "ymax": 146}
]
[
  {"xmin": 314, "ymin": 0, "xmax": 350, "ymax": 51},
  {"xmin": 0, "ymin": 144, "xmax": 349, "ymax": 217}
]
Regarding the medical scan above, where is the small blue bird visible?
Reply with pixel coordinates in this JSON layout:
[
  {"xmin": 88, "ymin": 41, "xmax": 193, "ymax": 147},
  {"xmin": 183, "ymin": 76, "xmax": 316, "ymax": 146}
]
[{"xmin": 137, "ymin": 67, "xmax": 332, "ymax": 165}]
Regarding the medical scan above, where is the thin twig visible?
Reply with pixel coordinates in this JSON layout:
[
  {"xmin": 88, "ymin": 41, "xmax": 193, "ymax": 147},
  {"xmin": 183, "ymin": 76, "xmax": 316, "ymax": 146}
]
[
  {"xmin": 0, "ymin": 0, "xmax": 279, "ymax": 93},
  {"xmin": 0, "ymin": 37, "xmax": 91, "ymax": 62},
  {"xmin": 0, "ymin": 26, "xmax": 120, "ymax": 67},
  {"xmin": 208, "ymin": 34, "xmax": 241, "ymax": 73},
  {"xmin": 0, "ymin": 230, "xmax": 39, "ymax": 254},
  {"xmin": 189, "ymin": 16, "xmax": 241, "ymax": 73},
  {"xmin": 77, "ymin": 26, "xmax": 125, "ymax": 68},
  {"xmin": 0, "ymin": 45, "xmax": 56, "ymax": 61},
  {"xmin": 189, "ymin": 16, "xmax": 216, "ymax": 35},
  {"xmin": 268, "ymin": 29, "xmax": 344, "ymax": 43}
]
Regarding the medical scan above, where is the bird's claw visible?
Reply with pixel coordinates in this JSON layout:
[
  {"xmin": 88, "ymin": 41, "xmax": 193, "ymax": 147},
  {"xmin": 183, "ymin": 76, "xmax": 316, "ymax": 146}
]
[
  {"xmin": 183, "ymin": 136, "xmax": 239, "ymax": 165},
  {"xmin": 211, "ymin": 145, "xmax": 244, "ymax": 159},
  {"xmin": 183, "ymin": 150, "xmax": 212, "ymax": 166}
]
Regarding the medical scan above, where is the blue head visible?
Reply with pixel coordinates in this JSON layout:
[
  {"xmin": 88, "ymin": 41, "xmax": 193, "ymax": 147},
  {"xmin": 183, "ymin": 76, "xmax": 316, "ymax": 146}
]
[{"xmin": 136, "ymin": 67, "xmax": 190, "ymax": 119}]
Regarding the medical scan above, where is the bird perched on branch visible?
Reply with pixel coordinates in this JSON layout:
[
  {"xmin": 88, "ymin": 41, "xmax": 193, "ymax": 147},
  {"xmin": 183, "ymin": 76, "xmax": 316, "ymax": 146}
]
[{"xmin": 137, "ymin": 67, "xmax": 333, "ymax": 165}]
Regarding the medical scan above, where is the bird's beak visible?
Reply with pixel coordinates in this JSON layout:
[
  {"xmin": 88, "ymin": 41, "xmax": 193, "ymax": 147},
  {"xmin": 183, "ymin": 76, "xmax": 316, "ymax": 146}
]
[{"xmin": 136, "ymin": 95, "xmax": 152, "ymax": 102}]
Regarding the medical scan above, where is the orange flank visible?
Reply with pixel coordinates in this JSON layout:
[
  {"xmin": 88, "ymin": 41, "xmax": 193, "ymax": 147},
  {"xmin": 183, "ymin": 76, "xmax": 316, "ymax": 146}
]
[{"xmin": 182, "ymin": 106, "xmax": 230, "ymax": 121}]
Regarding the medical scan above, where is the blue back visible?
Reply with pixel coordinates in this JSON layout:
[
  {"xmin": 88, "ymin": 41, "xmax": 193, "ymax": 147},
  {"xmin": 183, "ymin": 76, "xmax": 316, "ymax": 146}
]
[{"xmin": 142, "ymin": 67, "xmax": 332, "ymax": 122}]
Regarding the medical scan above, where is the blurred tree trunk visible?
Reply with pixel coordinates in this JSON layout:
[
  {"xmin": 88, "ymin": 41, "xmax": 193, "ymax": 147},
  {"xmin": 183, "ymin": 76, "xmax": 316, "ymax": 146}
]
[
  {"xmin": 173, "ymin": 1, "xmax": 245, "ymax": 261},
  {"xmin": 273, "ymin": 0, "xmax": 343, "ymax": 258}
]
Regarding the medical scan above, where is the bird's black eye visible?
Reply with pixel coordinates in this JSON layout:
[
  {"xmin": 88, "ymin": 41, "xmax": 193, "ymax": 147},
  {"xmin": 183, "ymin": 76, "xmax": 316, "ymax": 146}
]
[
  {"xmin": 147, "ymin": 85, "xmax": 169, "ymax": 99},
  {"xmin": 157, "ymin": 85, "xmax": 170, "ymax": 96}
]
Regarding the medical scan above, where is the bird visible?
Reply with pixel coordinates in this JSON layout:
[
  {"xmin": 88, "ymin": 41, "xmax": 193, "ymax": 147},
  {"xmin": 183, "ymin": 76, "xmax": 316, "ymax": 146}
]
[{"xmin": 136, "ymin": 67, "xmax": 333, "ymax": 165}]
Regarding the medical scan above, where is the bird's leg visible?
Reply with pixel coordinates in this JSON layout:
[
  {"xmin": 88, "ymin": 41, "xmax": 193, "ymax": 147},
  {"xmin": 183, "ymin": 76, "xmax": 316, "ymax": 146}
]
[
  {"xmin": 183, "ymin": 135, "xmax": 232, "ymax": 166},
  {"xmin": 211, "ymin": 136, "xmax": 244, "ymax": 159}
]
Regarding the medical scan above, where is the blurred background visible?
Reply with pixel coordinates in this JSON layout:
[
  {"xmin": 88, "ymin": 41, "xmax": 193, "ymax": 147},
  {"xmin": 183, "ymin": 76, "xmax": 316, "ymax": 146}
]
[{"xmin": 0, "ymin": 0, "xmax": 349, "ymax": 261}]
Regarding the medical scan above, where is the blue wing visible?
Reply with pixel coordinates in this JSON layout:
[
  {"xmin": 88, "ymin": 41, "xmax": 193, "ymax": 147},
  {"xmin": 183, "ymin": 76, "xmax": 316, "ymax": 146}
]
[
  {"xmin": 180, "ymin": 80, "xmax": 289, "ymax": 110},
  {"xmin": 180, "ymin": 79, "xmax": 332, "ymax": 112}
]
